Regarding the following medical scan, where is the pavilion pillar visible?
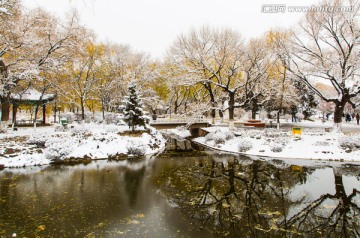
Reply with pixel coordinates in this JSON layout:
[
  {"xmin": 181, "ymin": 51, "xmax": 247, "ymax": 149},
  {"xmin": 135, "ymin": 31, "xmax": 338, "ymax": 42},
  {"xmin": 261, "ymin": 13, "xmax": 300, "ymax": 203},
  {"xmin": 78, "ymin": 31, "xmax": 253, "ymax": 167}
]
[
  {"xmin": 12, "ymin": 104, "xmax": 18, "ymax": 125},
  {"xmin": 42, "ymin": 104, "xmax": 46, "ymax": 125}
]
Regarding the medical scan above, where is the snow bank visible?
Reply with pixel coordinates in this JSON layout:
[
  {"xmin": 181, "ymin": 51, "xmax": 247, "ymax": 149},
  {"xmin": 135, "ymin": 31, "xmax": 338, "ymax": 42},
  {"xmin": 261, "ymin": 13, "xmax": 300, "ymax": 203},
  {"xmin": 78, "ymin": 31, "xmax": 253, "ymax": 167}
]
[
  {"xmin": 162, "ymin": 127, "xmax": 192, "ymax": 139},
  {"xmin": 0, "ymin": 124, "xmax": 165, "ymax": 168},
  {"xmin": 194, "ymin": 127, "xmax": 360, "ymax": 162}
]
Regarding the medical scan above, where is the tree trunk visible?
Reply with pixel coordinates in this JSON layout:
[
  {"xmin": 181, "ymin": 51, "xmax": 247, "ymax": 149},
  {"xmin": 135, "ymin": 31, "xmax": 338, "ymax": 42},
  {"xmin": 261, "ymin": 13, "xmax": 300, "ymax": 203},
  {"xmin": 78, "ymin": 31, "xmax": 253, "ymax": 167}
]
[
  {"xmin": 204, "ymin": 82, "xmax": 216, "ymax": 122},
  {"xmin": 34, "ymin": 105, "xmax": 40, "ymax": 130},
  {"xmin": 80, "ymin": 100, "xmax": 85, "ymax": 121},
  {"xmin": 210, "ymin": 102, "xmax": 216, "ymax": 124},
  {"xmin": 228, "ymin": 92, "xmax": 235, "ymax": 121},
  {"xmin": 101, "ymin": 98, "xmax": 105, "ymax": 120},
  {"xmin": 333, "ymin": 102, "xmax": 344, "ymax": 124},
  {"xmin": 219, "ymin": 109, "xmax": 224, "ymax": 123},
  {"xmin": 54, "ymin": 106, "xmax": 57, "ymax": 123},
  {"xmin": 334, "ymin": 174, "xmax": 346, "ymax": 200},
  {"xmin": 1, "ymin": 97, "xmax": 10, "ymax": 122},
  {"xmin": 251, "ymin": 98, "xmax": 258, "ymax": 120},
  {"xmin": 12, "ymin": 104, "xmax": 17, "ymax": 123},
  {"xmin": 277, "ymin": 110, "xmax": 281, "ymax": 131},
  {"xmin": 333, "ymin": 101, "xmax": 346, "ymax": 132},
  {"xmin": 228, "ymin": 92, "xmax": 235, "ymax": 130},
  {"xmin": 174, "ymin": 99, "xmax": 178, "ymax": 114}
]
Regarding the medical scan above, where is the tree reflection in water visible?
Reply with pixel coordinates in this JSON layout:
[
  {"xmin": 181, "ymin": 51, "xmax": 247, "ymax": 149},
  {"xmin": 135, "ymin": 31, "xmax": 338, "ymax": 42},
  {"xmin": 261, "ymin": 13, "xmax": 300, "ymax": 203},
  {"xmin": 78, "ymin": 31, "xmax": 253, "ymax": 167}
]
[{"xmin": 156, "ymin": 155, "xmax": 360, "ymax": 237}]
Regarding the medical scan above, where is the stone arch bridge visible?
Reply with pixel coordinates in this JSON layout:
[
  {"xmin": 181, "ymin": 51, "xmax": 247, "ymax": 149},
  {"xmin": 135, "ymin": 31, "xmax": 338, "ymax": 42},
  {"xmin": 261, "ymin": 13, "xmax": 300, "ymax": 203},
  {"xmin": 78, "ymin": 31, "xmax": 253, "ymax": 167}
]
[{"xmin": 150, "ymin": 117, "xmax": 211, "ymax": 137}]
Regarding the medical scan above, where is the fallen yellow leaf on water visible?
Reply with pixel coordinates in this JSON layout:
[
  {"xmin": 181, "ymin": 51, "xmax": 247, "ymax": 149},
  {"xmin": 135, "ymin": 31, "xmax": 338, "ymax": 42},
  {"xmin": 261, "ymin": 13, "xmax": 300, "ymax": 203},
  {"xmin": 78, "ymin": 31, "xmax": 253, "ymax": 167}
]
[
  {"xmin": 37, "ymin": 225, "xmax": 46, "ymax": 231},
  {"xmin": 127, "ymin": 220, "xmax": 140, "ymax": 225},
  {"xmin": 135, "ymin": 213, "xmax": 145, "ymax": 218}
]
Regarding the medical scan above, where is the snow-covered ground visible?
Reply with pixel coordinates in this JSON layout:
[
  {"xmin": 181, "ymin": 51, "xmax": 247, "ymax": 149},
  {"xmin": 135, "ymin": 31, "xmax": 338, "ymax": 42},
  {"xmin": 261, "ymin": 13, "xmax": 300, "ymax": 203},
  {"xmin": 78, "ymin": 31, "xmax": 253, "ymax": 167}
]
[
  {"xmin": 161, "ymin": 127, "xmax": 192, "ymax": 139},
  {"xmin": 0, "ymin": 123, "xmax": 166, "ymax": 168},
  {"xmin": 191, "ymin": 125, "xmax": 360, "ymax": 162}
]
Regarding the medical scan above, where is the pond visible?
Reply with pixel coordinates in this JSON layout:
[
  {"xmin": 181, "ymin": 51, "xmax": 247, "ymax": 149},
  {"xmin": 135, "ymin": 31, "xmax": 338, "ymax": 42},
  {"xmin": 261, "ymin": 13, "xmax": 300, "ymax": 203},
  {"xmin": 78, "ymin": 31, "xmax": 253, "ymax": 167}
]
[{"xmin": 0, "ymin": 138, "xmax": 359, "ymax": 237}]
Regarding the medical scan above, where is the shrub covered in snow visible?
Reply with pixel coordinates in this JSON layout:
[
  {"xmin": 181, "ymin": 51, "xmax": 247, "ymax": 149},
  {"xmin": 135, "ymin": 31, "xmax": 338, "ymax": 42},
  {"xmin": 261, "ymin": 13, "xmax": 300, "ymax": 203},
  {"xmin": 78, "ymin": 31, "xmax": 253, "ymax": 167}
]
[
  {"xmin": 71, "ymin": 126, "xmax": 91, "ymax": 136},
  {"xmin": 339, "ymin": 135, "xmax": 360, "ymax": 150},
  {"xmin": 44, "ymin": 137, "xmax": 75, "ymax": 160},
  {"xmin": 238, "ymin": 139, "xmax": 253, "ymax": 152},
  {"xmin": 275, "ymin": 137, "xmax": 289, "ymax": 145},
  {"xmin": 28, "ymin": 135, "xmax": 47, "ymax": 147},
  {"xmin": 213, "ymin": 132, "xmax": 226, "ymax": 145},
  {"xmin": 225, "ymin": 131, "xmax": 235, "ymax": 140},
  {"xmin": 126, "ymin": 141, "xmax": 147, "ymax": 156},
  {"xmin": 270, "ymin": 143, "xmax": 284, "ymax": 153},
  {"xmin": 105, "ymin": 124, "xmax": 122, "ymax": 134},
  {"xmin": 246, "ymin": 130, "xmax": 263, "ymax": 139},
  {"xmin": 89, "ymin": 112, "xmax": 121, "ymax": 124},
  {"xmin": 59, "ymin": 112, "xmax": 76, "ymax": 124},
  {"xmin": 84, "ymin": 112, "xmax": 95, "ymax": 124}
]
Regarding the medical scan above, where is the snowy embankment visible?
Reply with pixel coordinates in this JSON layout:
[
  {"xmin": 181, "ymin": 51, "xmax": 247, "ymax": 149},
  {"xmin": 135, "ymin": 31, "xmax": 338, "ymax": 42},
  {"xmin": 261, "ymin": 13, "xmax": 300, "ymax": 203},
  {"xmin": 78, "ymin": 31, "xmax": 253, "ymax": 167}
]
[
  {"xmin": 193, "ymin": 127, "xmax": 360, "ymax": 162},
  {"xmin": 161, "ymin": 127, "xmax": 192, "ymax": 139},
  {"xmin": 0, "ymin": 123, "xmax": 165, "ymax": 168}
]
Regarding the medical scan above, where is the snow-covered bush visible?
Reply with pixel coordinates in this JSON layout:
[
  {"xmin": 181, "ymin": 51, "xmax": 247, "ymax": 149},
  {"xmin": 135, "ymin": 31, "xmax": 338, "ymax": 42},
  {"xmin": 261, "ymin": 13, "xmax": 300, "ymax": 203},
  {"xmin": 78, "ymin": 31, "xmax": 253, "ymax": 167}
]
[
  {"xmin": 44, "ymin": 137, "xmax": 75, "ymax": 160},
  {"xmin": 276, "ymin": 137, "xmax": 289, "ymax": 145},
  {"xmin": 270, "ymin": 143, "xmax": 284, "ymax": 153},
  {"xmin": 72, "ymin": 126, "xmax": 91, "ymax": 135},
  {"xmin": 127, "ymin": 141, "xmax": 146, "ymax": 156},
  {"xmin": 28, "ymin": 134, "xmax": 46, "ymax": 147},
  {"xmin": 59, "ymin": 112, "xmax": 76, "ymax": 124},
  {"xmin": 105, "ymin": 124, "xmax": 122, "ymax": 134},
  {"xmin": 246, "ymin": 130, "xmax": 262, "ymax": 138},
  {"xmin": 84, "ymin": 112, "xmax": 95, "ymax": 123},
  {"xmin": 339, "ymin": 135, "xmax": 360, "ymax": 150},
  {"xmin": 264, "ymin": 129, "xmax": 287, "ymax": 138},
  {"xmin": 213, "ymin": 132, "xmax": 226, "ymax": 145},
  {"xmin": 238, "ymin": 139, "xmax": 253, "ymax": 152},
  {"xmin": 225, "ymin": 131, "xmax": 235, "ymax": 140}
]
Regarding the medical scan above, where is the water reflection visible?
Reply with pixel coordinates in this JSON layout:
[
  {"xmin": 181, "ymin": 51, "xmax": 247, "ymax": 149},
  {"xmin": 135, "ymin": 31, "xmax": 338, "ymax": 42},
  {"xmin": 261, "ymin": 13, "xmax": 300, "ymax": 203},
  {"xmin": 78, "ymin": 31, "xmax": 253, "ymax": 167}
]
[
  {"xmin": 0, "ymin": 141, "xmax": 359, "ymax": 237},
  {"xmin": 0, "ymin": 159, "xmax": 214, "ymax": 238},
  {"xmin": 155, "ymin": 155, "xmax": 360, "ymax": 237}
]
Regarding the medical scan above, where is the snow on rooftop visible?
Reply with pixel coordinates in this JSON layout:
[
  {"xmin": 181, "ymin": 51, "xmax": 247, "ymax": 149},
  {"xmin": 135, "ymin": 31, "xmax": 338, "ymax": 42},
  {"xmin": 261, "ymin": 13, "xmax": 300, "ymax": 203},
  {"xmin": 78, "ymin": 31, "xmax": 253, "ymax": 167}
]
[{"xmin": 11, "ymin": 88, "xmax": 55, "ymax": 102}]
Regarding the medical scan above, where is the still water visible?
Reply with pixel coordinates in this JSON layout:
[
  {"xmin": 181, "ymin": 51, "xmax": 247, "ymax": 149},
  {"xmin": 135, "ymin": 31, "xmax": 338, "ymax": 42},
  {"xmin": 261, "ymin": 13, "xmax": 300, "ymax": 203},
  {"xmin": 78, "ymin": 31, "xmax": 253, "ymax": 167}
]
[{"xmin": 0, "ymin": 139, "xmax": 359, "ymax": 238}]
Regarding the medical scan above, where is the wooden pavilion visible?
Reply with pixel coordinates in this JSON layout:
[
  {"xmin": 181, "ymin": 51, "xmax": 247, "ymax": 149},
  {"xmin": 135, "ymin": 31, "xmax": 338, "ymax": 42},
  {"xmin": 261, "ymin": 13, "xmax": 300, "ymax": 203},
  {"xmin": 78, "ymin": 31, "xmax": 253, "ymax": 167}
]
[{"xmin": 10, "ymin": 88, "xmax": 56, "ymax": 126}]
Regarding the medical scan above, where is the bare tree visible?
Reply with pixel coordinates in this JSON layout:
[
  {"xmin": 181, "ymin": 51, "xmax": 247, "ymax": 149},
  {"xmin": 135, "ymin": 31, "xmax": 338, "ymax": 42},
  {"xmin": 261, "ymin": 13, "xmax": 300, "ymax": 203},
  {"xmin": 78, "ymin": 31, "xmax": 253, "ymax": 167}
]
[
  {"xmin": 168, "ymin": 26, "xmax": 220, "ymax": 123},
  {"xmin": 276, "ymin": 0, "xmax": 360, "ymax": 130}
]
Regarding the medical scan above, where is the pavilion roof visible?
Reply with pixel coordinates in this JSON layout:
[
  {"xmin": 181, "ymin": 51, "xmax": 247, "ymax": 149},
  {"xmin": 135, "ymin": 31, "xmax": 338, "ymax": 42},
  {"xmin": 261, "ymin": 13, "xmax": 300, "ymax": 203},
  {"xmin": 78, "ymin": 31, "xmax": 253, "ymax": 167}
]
[{"xmin": 10, "ymin": 88, "xmax": 56, "ymax": 104}]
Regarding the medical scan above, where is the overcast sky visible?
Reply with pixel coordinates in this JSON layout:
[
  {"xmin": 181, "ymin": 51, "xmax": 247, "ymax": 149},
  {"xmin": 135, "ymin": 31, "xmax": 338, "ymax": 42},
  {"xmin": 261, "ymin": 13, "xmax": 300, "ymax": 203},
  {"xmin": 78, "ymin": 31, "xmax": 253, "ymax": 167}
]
[{"xmin": 22, "ymin": 0, "xmax": 319, "ymax": 59}]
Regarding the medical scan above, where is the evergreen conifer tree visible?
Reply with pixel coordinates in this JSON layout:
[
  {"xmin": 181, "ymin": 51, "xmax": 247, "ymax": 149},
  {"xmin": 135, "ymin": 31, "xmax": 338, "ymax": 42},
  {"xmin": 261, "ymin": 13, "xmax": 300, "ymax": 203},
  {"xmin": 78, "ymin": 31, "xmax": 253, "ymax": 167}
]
[{"xmin": 122, "ymin": 83, "xmax": 148, "ymax": 131}]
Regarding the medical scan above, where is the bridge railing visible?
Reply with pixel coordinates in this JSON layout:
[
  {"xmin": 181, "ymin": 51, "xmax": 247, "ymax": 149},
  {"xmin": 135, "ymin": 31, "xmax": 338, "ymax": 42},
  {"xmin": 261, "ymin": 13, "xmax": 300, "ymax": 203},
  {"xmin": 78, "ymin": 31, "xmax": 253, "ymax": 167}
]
[{"xmin": 150, "ymin": 117, "xmax": 207, "ymax": 124}]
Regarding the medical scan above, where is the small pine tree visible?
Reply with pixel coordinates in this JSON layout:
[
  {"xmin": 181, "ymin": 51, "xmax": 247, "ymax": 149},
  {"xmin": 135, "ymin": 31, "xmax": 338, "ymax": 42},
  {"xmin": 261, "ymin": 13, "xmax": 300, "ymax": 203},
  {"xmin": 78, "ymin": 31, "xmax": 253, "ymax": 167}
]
[{"xmin": 122, "ymin": 83, "xmax": 148, "ymax": 132}]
